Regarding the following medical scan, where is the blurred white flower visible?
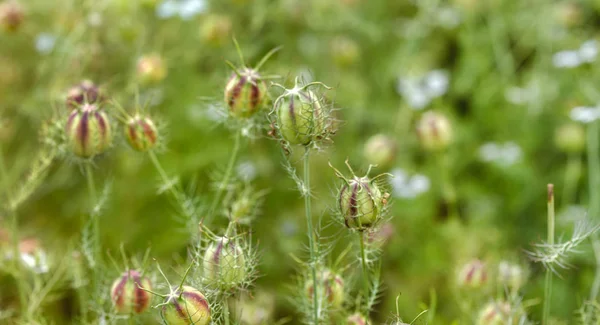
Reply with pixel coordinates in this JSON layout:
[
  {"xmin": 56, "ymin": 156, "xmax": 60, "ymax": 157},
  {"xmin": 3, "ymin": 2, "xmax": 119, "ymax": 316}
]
[
  {"xmin": 390, "ymin": 168, "xmax": 430, "ymax": 199},
  {"xmin": 87, "ymin": 12, "xmax": 102, "ymax": 27},
  {"xmin": 479, "ymin": 142, "xmax": 522, "ymax": 166},
  {"xmin": 20, "ymin": 251, "xmax": 49, "ymax": 274},
  {"xmin": 237, "ymin": 161, "xmax": 257, "ymax": 182},
  {"xmin": 553, "ymin": 40, "xmax": 599, "ymax": 68},
  {"xmin": 579, "ymin": 40, "xmax": 598, "ymax": 63},
  {"xmin": 35, "ymin": 33, "xmax": 57, "ymax": 55},
  {"xmin": 396, "ymin": 69, "xmax": 449, "ymax": 110},
  {"xmin": 436, "ymin": 7, "xmax": 461, "ymax": 29},
  {"xmin": 157, "ymin": 0, "xmax": 207, "ymax": 20},
  {"xmin": 570, "ymin": 105, "xmax": 600, "ymax": 123}
]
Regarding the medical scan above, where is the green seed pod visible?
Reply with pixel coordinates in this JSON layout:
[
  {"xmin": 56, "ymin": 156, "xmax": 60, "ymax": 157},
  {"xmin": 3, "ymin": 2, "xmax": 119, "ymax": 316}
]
[
  {"xmin": 347, "ymin": 313, "xmax": 369, "ymax": 325},
  {"xmin": 203, "ymin": 237, "xmax": 246, "ymax": 290},
  {"xmin": 200, "ymin": 14, "xmax": 232, "ymax": 47},
  {"xmin": 339, "ymin": 176, "xmax": 384, "ymax": 230},
  {"xmin": 416, "ymin": 111, "xmax": 453, "ymax": 151},
  {"xmin": 363, "ymin": 134, "xmax": 397, "ymax": 169},
  {"xmin": 497, "ymin": 261, "xmax": 525, "ymax": 292},
  {"xmin": 224, "ymin": 68, "xmax": 267, "ymax": 118},
  {"xmin": 110, "ymin": 270, "xmax": 152, "ymax": 314},
  {"xmin": 161, "ymin": 286, "xmax": 211, "ymax": 325},
  {"xmin": 555, "ymin": 122, "xmax": 585, "ymax": 153},
  {"xmin": 65, "ymin": 103, "xmax": 112, "ymax": 158},
  {"xmin": 0, "ymin": 1, "xmax": 23, "ymax": 32},
  {"xmin": 304, "ymin": 269, "xmax": 344, "ymax": 309},
  {"xmin": 457, "ymin": 259, "xmax": 487, "ymax": 289},
  {"xmin": 330, "ymin": 36, "xmax": 360, "ymax": 67},
  {"xmin": 276, "ymin": 89, "xmax": 326, "ymax": 146},
  {"xmin": 125, "ymin": 115, "xmax": 158, "ymax": 152},
  {"xmin": 477, "ymin": 301, "xmax": 512, "ymax": 325},
  {"xmin": 66, "ymin": 80, "xmax": 104, "ymax": 110},
  {"xmin": 137, "ymin": 54, "xmax": 167, "ymax": 84}
]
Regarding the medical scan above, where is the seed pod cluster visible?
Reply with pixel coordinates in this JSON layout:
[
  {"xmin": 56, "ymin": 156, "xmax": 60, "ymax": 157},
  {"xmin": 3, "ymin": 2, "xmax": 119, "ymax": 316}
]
[
  {"xmin": 125, "ymin": 115, "xmax": 159, "ymax": 152},
  {"xmin": 65, "ymin": 103, "xmax": 112, "ymax": 158},
  {"xmin": 304, "ymin": 269, "xmax": 344, "ymax": 309},
  {"xmin": 338, "ymin": 175, "xmax": 384, "ymax": 230},
  {"xmin": 416, "ymin": 111, "xmax": 452, "ymax": 151},
  {"xmin": 224, "ymin": 68, "xmax": 268, "ymax": 118},
  {"xmin": 66, "ymin": 80, "xmax": 104, "ymax": 110},
  {"xmin": 161, "ymin": 286, "xmax": 211, "ymax": 325},
  {"xmin": 457, "ymin": 259, "xmax": 487, "ymax": 289},
  {"xmin": 110, "ymin": 270, "xmax": 153, "ymax": 314},
  {"xmin": 203, "ymin": 236, "xmax": 247, "ymax": 290},
  {"xmin": 275, "ymin": 88, "xmax": 327, "ymax": 146}
]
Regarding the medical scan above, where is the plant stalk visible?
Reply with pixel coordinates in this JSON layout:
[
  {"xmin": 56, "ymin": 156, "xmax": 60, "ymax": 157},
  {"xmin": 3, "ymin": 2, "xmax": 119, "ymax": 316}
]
[
  {"xmin": 85, "ymin": 164, "xmax": 99, "ymax": 263},
  {"xmin": 303, "ymin": 149, "xmax": 319, "ymax": 325},
  {"xmin": 358, "ymin": 231, "xmax": 370, "ymax": 308},
  {"xmin": 587, "ymin": 121, "xmax": 600, "ymax": 302},
  {"xmin": 543, "ymin": 184, "xmax": 555, "ymax": 325},
  {"xmin": 208, "ymin": 130, "xmax": 242, "ymax": 224}
]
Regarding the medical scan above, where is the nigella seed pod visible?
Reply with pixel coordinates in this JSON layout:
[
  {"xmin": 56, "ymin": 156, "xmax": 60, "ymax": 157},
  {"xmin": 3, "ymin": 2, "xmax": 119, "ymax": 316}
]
[
  {"xmin": 457, "ymin": 259, "xmax": 487, "ymax": 289},
  {"xmin": 555, "ymin": 123, "xmax": 585, "ymax": 153},
  {"xmin": 110, "ymin": 270, "xmax": 152, "ymax": 314},
  {"xmin": 304, "ymin": 269, "xmax": 344, "ymax": 309},
  {"xmin": 276, "ymin": 89, "xmax": 326, "ymax": 146},
  {"xmin": 339, "ymin": 176, "xmax": 384, "ymax": 230},
  {"xmin": 65, "ymin": 104, "xmax": 112, "ymax": 158},
  {"xmin": 224, "ymin": 68, "xmax": 267, "ymax": 118},
  {"xmin": 66, "ymin": 80, "xmax": 103, "ymax": 110},
  {"xmin": 415, "ymin": 111, "xmax": 452, "ymax": 151},
  {"xmin": 363, "ymin": 134, "xmax": 397, "ymax": 169},
  {"xmin": 0, "ymin": 1, "xmax": 24, "ymax": 32},
  {"xmin": 203, "ymin": 237, "xmax": 246, "ymax": 289},
  {"xmin": 137, "ymin": 54, "xmax": 167, "ymax": 84},
  {"xmin": 161, "ymin": 286, "xmax": 211, "ymax": 325},
  {"xmin": 497, "ymin": 261, "xmax": 525, "ymax": 292},
  {"xmin": 125, "ymin": 115, "xmax": 158, "ymax": 152},
  {"xmin": 477, "ymin": 301, "xmax": 512, "ymax": 325},
  {"xmin": 347, "ymin": 313, "xmax": 369, "ymax": 325}
]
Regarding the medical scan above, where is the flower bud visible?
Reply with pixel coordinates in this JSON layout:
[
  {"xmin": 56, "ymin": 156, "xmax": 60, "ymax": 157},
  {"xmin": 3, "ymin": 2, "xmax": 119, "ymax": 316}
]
[
  {"xmin": 224, "ymin": 68, "xmax": 268, "ymax": 118},
  {"xmin": 125, "ymin": 115, "xmax": 158, "ymax": 152},
  {"xmin": 161, "ymin": 286, "xmax": 211, "ymax": 325},
  {"xmin": 203, "ymin": 237, "xmax": 246, "ymax": 290},
  {"xmin": 477, "ymin": 301, "xmax": 512, "ymax": 325},
  {"xmin": 497, "ymin": 261, "xmax": 525, "ymax": 292},
  {"xmin": 339, "ymin": 176, "xmax": 384, "ymax": 230},
  {"xmin": 416, "ymin": 111, "xmax": 452, "ymax": 151},
  {"xmin": 66, "ymin": 80, "xmax": 104, "ymax": 110},
  {"xmin": 555, "ymin": 123, "xmax": 585, "ymax": 153},
  {"xmin": 304, "ymin": 269, "xmax": 344, "ymax": 309},
  {"xmin": 200, "ymin": 14, "xmax": 232, "ymax": 47},
  {"xmin": 347, "ymin": 313, "xmax": 369, "ymax": 325},
  {"xmin": 110, "ymin": 270, "xmax": 152, "ymax": 314},
  {"xmin": 0, "ymin": 1, "xmax": 24, "ymax": 32},
  {"xmin": 276, "ymin": 89, "xmax": 327, "ymax": 146},
  {"xmin": 457, "ymin": 259, "xmax": 487, "ymax": 289},
  {"xmin": 137, "ymin": 54, "xmax": 167, "ymax": 84},
  {"xmin": 363, "ymin": 134, "xmax": 397, "ymax": 169},
  {"xmin": 65, "ymin": 103, "xmax": 112, "ymax": 158},
  {"xmin": 330, "ymin": 36, "xmax": 360, "ymax": 67}
]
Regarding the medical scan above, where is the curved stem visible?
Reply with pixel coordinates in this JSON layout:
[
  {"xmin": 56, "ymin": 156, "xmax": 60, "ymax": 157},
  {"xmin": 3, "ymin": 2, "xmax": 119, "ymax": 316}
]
[
  {"xmin": 358, "ymin": 232, "xmax": 369, "ymax": 310},
  {"xmin": 148, "ymin": 150, "xmax": 180, "ymax": 199},
  {"xmin": 303, "ymin": 149, "xmax": 319, "ymax": 325},
  {"xmin": 208, "ymin": 130, "xmax": 242, "ymax": 224}
]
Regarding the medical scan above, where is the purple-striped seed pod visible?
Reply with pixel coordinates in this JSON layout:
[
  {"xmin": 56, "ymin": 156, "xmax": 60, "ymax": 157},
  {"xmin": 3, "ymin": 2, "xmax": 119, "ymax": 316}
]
[
  {"xmin": 125, "ymin": 115, "xmax": 158, "ymax": 152},
  {"xmin": 161, "ymin": 286, "xmax": 211, "ymax": 325},
  {"xmin": 224, "ymin": 68, "xmax": 267, "ymax": 118},
  {"xmin": 65, "ymin": 103, "xmax": 112, "ymax": 158},
  {"xmin": 457, "ymin": 259, "xmax": 487, "ymax": 289},
  {"xmin": 66, "ymin": 80, "xmax": 104, "ymax": 110},
  {"xmin": 137, "ymin": 54, "xmax": 167, "ymax": 85},
  {"xmin": 415, "ymin": 111, "xmax": 452, "ymax": 151},
  {"xmin": 202, "ymin": 237, "xmax": 246, "ymax": 290},
  {"xmin": 477, "ymin": 301, "xmax": 512, "ymax": 325},
  {"xmin": 347, "ymin": 313, "xmax": 370, "ymax": 325},
  {"xmin": 339, "ymin": 176, "xmax": 384, "ymax": 230},
  {"xmin": 0, "ymin": 1, "xmax": 23, "ymax": 32},
  {"xmin": 363, "ymin": 134, "xmax": 397, "ymax": 169},
  {"xmin": 110, "ymin": 270, "xmax": 152, "ymax": 314},
  {"xmin": 304, "ymin": 269, "xmax": 344, "ymax": 309},
  {"xmin": 275, "ymin": 89, "xmax": 326, "ymax": 146}
]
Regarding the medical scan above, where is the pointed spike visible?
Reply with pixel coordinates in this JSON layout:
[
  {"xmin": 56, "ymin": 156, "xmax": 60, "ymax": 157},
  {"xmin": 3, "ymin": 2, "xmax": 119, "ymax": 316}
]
[
  {"xmin": 232, "ymin": 36, "xmax": 246, "ymax": 67},
  {"xmin": 254, "ymin": 45, "xmax": 283, "ymax": 71},
  {"xmin": 155, "ymin": 260, "xmax": 172, "ymax": 288},
  {"xmin": 225, "ymin": 60, "xmax": 242, "ymax": 76}
]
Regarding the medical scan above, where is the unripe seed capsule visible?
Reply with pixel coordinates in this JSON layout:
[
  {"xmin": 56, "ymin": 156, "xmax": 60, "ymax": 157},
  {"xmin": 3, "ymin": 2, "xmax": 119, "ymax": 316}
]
[
  {"xmin": 276, "ymin": 89, "xmax": 326, "ymax": 146},
  {"xmin": 363, "ymin": 134, "xmax": 397, "ymax": 169},
  {"xmin": 66, "ymin": 80, "xmax": 103, "ymax": 110},
  {"xmin": 416, "ymin": 111, "xmax": 452, "ymax": 151},
  {"xmin": 347, "ymin": 313, "xmax": 369, "ymax": 325},
  {"xmin": 477, "ymin": 301, "xmax": 512, "ymax": 325},
  {"xmin": 125, "ymin": 115, "xmax": 158, "ymax": 152},
  {"xmin": 457, "ymin": 259, "xmax": 487, "ymax": 289},
  {"xmin": 555, "ymin": 122, "xmax": 585, "ymax": 153},
  {"xmin": 339, "ymin": 176, "xmax": 384, "ymax": 230},
  {"xmin": 110, "ymin": 270, "xmax": 152, "ymax": 314},
  {"xmin": 65, "ymin": 103, "xmax": 112, "ymax": 158},
  {"xmin": 161, "ymin": 286, "xmax": 211, "ymax": 325},
  {"xmin": 304, "ymin": 269, "xmax": 344, "ymax": 309},
  {"xmin": 200, "ymin": 14, "xmax": 232, "ymax": 47},
  {"xmin": 224, "ymin": 68, "xmax": 267, "ymax": 118},
  {"xmin": 0, "ymin": 1, "xmax": 23, "ymax": 32},
  {"xmin": 137, "ymin": 54, "xmax": 167, "ymax": 84},
  {"xmin": 497, "ymin": 261, "xmax": 525, "ymax": 292},
  {"xmin": 203, "ymin": 237, "xmax": 246, "ymax": 289}
]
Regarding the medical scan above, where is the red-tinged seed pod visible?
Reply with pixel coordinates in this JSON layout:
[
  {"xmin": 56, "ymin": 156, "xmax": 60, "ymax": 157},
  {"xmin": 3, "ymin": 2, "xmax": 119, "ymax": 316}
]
[
  {"xmin": 66, "ymin": 80, "xmax": 104, "ymax": 110},
  {"xmin": 457, "ymin": 259, "xmax": 487, "ymax": 289},
  {"xmin": 224, "ymin": 68, "xmax": 267, "ymax": 118},
  {"xmin": 416, "ymin": 111, "xmax": 452, "ymax": 151},
  {"xmin": 276, "ymin": 89, "xmax": 326, "ymax": 146},
  {"xmin": 203, "ymin": 237, "xmax": 246, "ymax": 290},
  {"xmin": 339, "ymin": 176, "xmax": 384, "ymax": 230},
  {"xmin": 304, "ymin": 269, "xmax": 344, "ymax": 309},
  {"xmin": 347, "ymin": 313, "xmax": 369, "ymax": 325},
  {"xmin": 161, "ymin": 286, "xmax": 211, "ymax": 325},
  {"xmin": 363, "ymin": 134, "xmax": 397, "ymax": 169},
  {"xmin": 0, "ymin": 1, "xmax": 24, "ymax": 32},
  {"xmin": 137, "ymin": 54, "xmax": 167, "ymax": 85},
  {"xmin": 125, "ymin": 115, "xmax": 158, "ymax": 152},
  {"xmin": 477, "ymin": 301, "xmax": 512, "ymax": 325},
  {"xmin": 110, "ymin": 270, "xmax": 152, "ymax": 314},
  {"xmin": 65, "ymin": 103, "xmax": 112, "ymax": 158}
]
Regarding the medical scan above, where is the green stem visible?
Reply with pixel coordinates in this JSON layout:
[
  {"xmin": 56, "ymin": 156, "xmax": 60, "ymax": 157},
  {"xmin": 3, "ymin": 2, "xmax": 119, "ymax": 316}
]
[
  {"xmin": 438, "ymin": 151, "xmax": 459, "ymax": 220},
  {"xmin": 0, "ymin": 147, "xmax": 27, "ymax": 317},
  {"xmin": 208, "ymin": 130, "xmax": 242, "ymax": 224},
  {"xmin": 358, "ymin": 232, "xmax": 369, "ymax": 309},
  {"xmin": 303, "ymin": 149, "xmax": 319, "ymax": 325},
  {"xmin": 587, "ymin": 121, "xmax": 600, "ymax": 302},
  {"xmin": 224, "ymin": 299, "xmax": 230, "ymax": 325},
  {"xmin": 543, "ymin": 184, "xmax": 555, "ymax": 325},
  {"xmin": 562, "ymin": 153, "xmax": 582, "ymax": 207},
  {"xmin": 85, "ymin": 164, "xmax": 99, "ymax": 263},
  {"xmin": 148, "ymin": 150, "xmax": 180, "ymax": 200}
]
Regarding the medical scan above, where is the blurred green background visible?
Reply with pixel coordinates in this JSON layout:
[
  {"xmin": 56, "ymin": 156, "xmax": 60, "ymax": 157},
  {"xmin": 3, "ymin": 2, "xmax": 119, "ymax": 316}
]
[{"xmin": 2, "ymin": 0, "xmax": 600, "ymax": 323}]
